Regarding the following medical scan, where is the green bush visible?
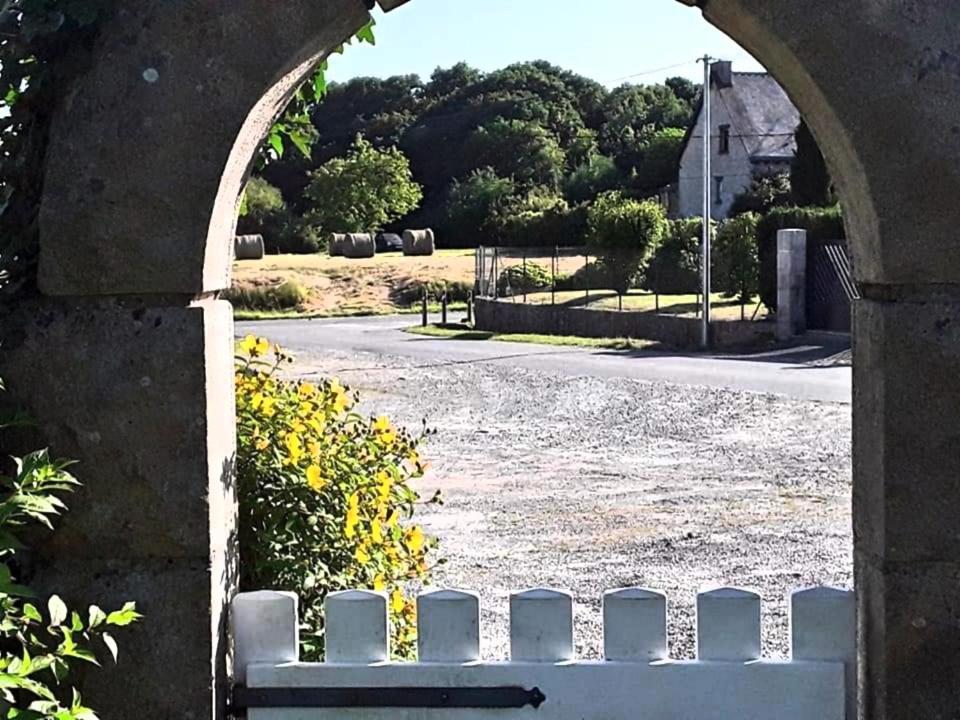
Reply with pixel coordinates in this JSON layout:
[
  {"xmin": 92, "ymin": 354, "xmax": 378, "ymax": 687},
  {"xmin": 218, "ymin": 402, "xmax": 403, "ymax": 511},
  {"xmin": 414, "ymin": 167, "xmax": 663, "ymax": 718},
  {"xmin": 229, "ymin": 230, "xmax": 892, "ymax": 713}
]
[
  {"xmin": 235, "ymin": 338, "xmax": 438, "ymax": 660},
  {"xmin": 223, "ymin": 280, "xmax": 308, "ymax": 312},
  {"xmin": 277, "ymin": 218, "xmax": 323, "ymax": 255},
  {"xmin": 644, "ymin": 218, "xmax": 703, "ymax": 295},
  {"xmin": 497, "ymin": 262, "xmax": 552, "ymax": 295},
  {"xmin": 714, "ymin": 212, "xmax": 760, "ymax": 304},
  {"xmin": 756, "ymin": 205, "xmax": 845, "ymax": 310},
  {"xmin": 238, "ymin": 177, "xmax": 291, "ymax": 254},
  {"xmin": 0, "ymin": 379, "xmax": 139, "ymax": 718},
  {"xmin": 586, "ymin": 191, "xmax": 667, "ymax": 293}
]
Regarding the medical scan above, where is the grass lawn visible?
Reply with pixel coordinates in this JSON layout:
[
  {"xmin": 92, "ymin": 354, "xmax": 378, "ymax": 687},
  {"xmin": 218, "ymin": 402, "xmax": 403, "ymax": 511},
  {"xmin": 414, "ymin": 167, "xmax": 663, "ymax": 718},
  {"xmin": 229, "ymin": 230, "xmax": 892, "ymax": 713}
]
[
  {"xmin": 405, "ymin": 323, "xmax": 653, "ymax": 351},
  {"xmin": 521, "ymin": 289, "xmax": 764, "ymax": 321}
]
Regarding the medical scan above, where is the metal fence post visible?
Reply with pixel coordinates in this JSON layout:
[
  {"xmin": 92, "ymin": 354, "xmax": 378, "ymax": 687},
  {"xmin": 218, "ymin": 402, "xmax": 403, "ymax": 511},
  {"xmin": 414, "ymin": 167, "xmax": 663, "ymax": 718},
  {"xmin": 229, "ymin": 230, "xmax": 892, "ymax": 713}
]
[
  {"xmin": 421, "ymin": 287, "xmax": 428, "ymax": 327},
  {"xmin": 467, "ymin": 292, "xmax": 474, "ymax": 325},
  {"xmin": 584, "ymin": 249, "xmax": 590, "ymax": 303},
  {"xmin": 442, "ymin": 290, "xmax": 448, "ymax": 326},
  {"xmin": 552, "ymin": 246, "xmax": 558, "ymax": 306},
  {"xmin": 522, "ymin": 248, "xmax": 528, "ymax": 304}
]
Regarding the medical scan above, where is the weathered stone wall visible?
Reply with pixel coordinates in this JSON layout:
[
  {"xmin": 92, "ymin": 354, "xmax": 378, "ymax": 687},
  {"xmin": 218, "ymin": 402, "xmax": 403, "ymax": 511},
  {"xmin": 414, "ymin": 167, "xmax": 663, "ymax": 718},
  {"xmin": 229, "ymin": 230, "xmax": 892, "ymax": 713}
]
[{"xmin": 474, "ymin": 298, "xmax": 773, "ymax": 350}]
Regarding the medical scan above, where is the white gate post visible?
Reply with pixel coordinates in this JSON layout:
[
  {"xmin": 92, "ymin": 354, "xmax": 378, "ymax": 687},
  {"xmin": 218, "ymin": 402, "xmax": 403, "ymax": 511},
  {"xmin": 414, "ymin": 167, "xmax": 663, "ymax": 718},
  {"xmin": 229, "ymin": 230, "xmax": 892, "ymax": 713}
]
[
  {"xmin": 417, "ymin": 589, "xmax": 481, "ymax": 663},
  {"xmin": 510, "ymin": 589, "xmax": 574, "ymax": 662},
  {"xmin": 791, "ymin": 587, "xmax": 856, "ymax": 719},
  {"xmin": 777, "ymin": 229, "xmax": 808, "ymax": 340},
  {"xmin": 324, "ymin": 590, "xmax": 389, "ymax": 663},
  {"xmin": 603, "ymin": 588, "xmax": 668, "ymax": 661},
  {"xmin": 696, "ymin": 587, "xmax": 762, "ymax": 661},
  {"xmin": 230, "ymin": 591, "xmax": 299, "ymax": 684}
]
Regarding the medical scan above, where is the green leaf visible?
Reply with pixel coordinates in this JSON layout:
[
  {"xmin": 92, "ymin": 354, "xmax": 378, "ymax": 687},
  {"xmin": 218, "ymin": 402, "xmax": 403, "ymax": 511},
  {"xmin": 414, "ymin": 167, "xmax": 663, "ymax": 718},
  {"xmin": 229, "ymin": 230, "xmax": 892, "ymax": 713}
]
[
  {"xmin": 356, "ymin": 21, "xmax": 376, "ymax": 45},
  {"xmin": 268, "ymin": 133, "xmax": 284, "ymax": 158},
  {"xmin": 47, "ymin": 596, "xmax": 67, "ymax": 627},
  {"xmin": 105, "ymin": 602, "xmax": 141, "ymax": 627},
  {"xmin": 23, "ymin": 604, "xmax": 42, "ymax": 623},
  {"xmin": 87, "ymin": 605, "xmax": 106, "ymax": 629}
]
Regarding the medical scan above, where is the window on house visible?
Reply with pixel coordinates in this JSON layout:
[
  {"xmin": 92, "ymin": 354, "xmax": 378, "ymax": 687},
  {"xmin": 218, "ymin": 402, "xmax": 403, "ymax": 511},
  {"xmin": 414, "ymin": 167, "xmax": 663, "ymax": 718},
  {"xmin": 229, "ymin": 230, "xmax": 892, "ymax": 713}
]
[
  {"xmin": 714, "ymin": 176, "xmax": 724, "ymax": 204},
  {"xmin": 719, "ymin": 124, "xmax": 731, "ymax": 154}
]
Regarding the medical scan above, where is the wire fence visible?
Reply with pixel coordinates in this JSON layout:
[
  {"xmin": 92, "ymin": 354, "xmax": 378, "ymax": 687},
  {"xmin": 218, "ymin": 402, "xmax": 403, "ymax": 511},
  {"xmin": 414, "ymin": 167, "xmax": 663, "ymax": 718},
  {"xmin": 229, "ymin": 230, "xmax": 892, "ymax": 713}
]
[{"xmin": 475, "ymin": 245, "xmax": 716, "ymax": 318}]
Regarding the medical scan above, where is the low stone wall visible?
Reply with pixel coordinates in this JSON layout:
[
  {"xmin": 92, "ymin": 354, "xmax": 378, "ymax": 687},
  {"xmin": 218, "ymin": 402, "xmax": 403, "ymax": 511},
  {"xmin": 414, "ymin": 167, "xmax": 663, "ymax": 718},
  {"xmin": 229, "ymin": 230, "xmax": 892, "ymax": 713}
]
[{"xmin": 474, "ymin": 298, "xmax": 774, "ymax": 350}]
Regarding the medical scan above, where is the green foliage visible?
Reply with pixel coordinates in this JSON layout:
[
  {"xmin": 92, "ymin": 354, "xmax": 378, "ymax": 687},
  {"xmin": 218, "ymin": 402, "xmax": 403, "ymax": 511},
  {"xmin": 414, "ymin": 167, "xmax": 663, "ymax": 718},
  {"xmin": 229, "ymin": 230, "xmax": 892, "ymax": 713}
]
[
  {"xmin": 305, "ymin": 136, "xmax": 423, "ymax": 236},
  {"xmin": 443, "ymin": 169, "xmax": 516, "ymax": 247},
  {"xmin": 629, "ymin": 127, "xmax": 685, "ymax": 193},
  {"xmin": 392, "ymin": 280, "xmax": 472, "ymax": 306},
  {"xmin": 645, "ymin": 218, "xmax": 703, "ymax": 295},
  {"xmin": 464, "ymin": 118, "xmax": 566, "ymax": 189},
  {"xmin": 563, "ymin": 156, "xmax": 622, "ymax": 205},
  {"xmin": 791, "ymin": 120, "xmax": 835, "ymax": 207},
  {"xmin": 491, "ymin": 188, "xmax": 586, "ymax": 247},
  {"xmin": 729, "ymin": 173, "xmax": 793, "ymax": 217},
  {"xmin": 235, "ymin": 339, "xmax": 437, "ymax": 659},
  {"xmin": 497, "ymin": 262, "xmax": 552, "ymax": 295},
  {"xmin": 238, "ymin": 177, "xmax": 292, "ymax": 253},
  {"xmin": 585, "ymin": 192, "xmax": 667, "ymax": 293},
  {"xmin": 223, "ymin": 281, "xmax": 309, "ymax": 312},
  {"xmin": 714, "ymin": 212, "xmax": 760, "ymax": 303},
  {"xmin": 0, "ymin": 379, "xmax": 139, "ymax": 719},
  {"xmin": 756, "ymin": 204, "xmax": 845, "ymax": 310}
]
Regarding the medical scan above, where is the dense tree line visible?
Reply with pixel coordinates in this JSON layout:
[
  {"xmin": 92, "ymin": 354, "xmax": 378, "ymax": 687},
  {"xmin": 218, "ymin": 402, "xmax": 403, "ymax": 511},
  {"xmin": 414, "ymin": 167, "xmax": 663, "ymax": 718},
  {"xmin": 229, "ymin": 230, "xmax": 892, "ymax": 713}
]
[{"xmin": 254, "ymin": 60, "xmax": 701, "ymax": 249}]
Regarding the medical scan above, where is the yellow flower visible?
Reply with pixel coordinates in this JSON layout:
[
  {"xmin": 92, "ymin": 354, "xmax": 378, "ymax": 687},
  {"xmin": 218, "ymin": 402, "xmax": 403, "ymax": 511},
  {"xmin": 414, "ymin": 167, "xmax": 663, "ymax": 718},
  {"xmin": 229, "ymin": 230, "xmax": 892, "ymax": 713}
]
[
  {"xmin": 371, "ymin": 518, "xmax": 383, "ymax": 543},
  {"xmin": 380, "ymin": 429, "xmax": 396, "ymax": 445},
  {"xmin": 373, "ymin": 575, "xmax": 386, "ymax": 592},
  {"xmin": 391, "ymin": 589, "xmax": 404, "ymax": 614},
  {"xmin": 255, "ymin": 337, "xmax": 270, "ymax": 356},
  {"xmin": 306, "ymin": 465, "xmax": 326, "ymax": 492},
  {"xmin": 285, "ymin": 433, "xmax": 304, "ymax": 463},
  {"xmin": 298, "ymin": 382, "xmax": 317, "ymax": 398},
  {"xmin": 333, "ymin": 392, "xmax": 349, "ymax": 414},
  {"xmin": 329, "ymin": 378, "xmax": 346, "ymax": 396},
  {"xmin": 386, "ymin": 510, "xmax": 399, "ymax": 529},
  {"xmin": 355, "ymin": 544, "xmax": 370, "ymax": 564},
  {"xmin": 240, "ymin": 335, "xmax": 257, "ymax": 354},
  {"xmin": 372, "ymin": 416, "xmax": 391, "ymax": 433},
  {"xmin": 376, "ymin": 470, "xmax": 392, "ymax": 500},
  {"xmin": 261, "ymin": 397, "xmax": 276, "ymax": 417},
  {"xmin": 255, "ymin": 438, "xmax": 269, "ymax": 451},
  {"xmin": 344, "ymin": 493, "xmax": 360, "ymax": 538},
  {"xmin": 406, "ymin": 526, "xmax": 425, "ymax": 554},
  {"xmin": 251, "ymin": 393, "xmax": 264, "ymax": 410}
]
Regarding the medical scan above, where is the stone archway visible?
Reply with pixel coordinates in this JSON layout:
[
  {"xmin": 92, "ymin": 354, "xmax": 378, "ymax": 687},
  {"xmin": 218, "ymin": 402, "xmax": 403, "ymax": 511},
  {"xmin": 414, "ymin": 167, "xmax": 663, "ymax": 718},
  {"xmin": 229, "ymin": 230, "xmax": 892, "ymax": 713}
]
[{"xmin": 1, "ymin": 0, "xmax": 957, "ymax": 717}]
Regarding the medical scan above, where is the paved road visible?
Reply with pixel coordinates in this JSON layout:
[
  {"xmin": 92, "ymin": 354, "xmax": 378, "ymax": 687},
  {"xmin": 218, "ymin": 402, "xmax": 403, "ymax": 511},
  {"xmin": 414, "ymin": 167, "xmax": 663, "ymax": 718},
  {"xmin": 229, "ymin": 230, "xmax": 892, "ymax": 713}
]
[{"xmin": 237, "ymin": 315, "xmax": 851, "ymax": 404}]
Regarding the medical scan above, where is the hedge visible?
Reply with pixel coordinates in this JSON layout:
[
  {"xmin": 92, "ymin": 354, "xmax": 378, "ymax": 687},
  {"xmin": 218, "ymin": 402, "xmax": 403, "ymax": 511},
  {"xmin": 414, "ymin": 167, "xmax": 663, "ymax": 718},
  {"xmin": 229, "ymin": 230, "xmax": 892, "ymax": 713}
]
[{"xmin": 757, "ymin": 205, "xmax": 845, "ymax": 310}]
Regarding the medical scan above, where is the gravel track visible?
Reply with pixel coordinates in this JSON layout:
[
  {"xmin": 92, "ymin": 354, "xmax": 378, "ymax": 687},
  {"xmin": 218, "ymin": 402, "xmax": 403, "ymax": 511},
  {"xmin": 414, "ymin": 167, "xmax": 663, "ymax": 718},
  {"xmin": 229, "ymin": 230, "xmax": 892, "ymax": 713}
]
[{"xmin": 294, "ymin": 348, "xmax": 852, "ymax": 661}]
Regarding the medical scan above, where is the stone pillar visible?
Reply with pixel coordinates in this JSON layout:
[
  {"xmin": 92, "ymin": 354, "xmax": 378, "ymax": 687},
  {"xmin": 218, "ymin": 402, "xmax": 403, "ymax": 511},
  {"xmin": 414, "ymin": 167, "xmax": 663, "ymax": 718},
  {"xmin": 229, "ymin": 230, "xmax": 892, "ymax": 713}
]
[
  {"xmin": 776, "ymin": 229, "xmax": 807, "ymax": 341},
  {"xmin": 0, "ymin": 297, "xmax": 237, "ymax": 719},
  {"xmin": 853, "ymin": 287, "xmax": 960, "ymax": 719}
]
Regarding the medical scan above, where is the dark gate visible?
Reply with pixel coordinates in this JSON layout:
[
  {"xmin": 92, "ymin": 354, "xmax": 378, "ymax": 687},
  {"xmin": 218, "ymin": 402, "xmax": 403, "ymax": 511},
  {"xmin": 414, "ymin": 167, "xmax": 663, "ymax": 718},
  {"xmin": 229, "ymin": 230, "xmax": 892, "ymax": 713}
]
[{"xmin": 806, "ymin": 239, "xmax": 858, "ymax": 332}]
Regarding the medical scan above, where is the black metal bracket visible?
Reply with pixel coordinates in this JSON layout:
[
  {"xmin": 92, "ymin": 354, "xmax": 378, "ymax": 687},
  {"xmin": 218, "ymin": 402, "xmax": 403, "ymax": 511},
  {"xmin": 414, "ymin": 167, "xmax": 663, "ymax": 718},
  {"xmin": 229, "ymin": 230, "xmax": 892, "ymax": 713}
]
[{"xmin": 231, "ymin": 685, "xmax": 545, "ymax": 711}]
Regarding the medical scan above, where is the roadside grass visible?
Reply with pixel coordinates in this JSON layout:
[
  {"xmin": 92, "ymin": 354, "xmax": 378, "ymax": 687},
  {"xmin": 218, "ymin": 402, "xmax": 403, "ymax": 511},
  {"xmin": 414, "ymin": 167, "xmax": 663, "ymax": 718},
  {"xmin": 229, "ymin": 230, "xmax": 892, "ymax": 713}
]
[
  {"xmin": 234, "ymin": 302, "xmax": 468, "ymax": 322},
  {"xmin": 405, "ymin": 323, "xmax": 653, "ymax": 351}
]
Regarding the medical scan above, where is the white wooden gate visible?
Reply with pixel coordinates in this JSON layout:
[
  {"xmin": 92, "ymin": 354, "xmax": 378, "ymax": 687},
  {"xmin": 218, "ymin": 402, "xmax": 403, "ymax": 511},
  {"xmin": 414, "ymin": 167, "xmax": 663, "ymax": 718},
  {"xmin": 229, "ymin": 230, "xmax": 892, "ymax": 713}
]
[{"xmin": 231, "ymin": 585, "xmax": 855, "ymax": 720}]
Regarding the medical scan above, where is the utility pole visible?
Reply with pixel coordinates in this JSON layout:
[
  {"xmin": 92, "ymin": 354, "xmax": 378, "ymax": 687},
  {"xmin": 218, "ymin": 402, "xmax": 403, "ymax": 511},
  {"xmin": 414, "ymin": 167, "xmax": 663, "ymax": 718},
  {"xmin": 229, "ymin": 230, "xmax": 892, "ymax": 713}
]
[{"xmin": 700, "ymin": 55, "xmax": 713, "ymax": 350}]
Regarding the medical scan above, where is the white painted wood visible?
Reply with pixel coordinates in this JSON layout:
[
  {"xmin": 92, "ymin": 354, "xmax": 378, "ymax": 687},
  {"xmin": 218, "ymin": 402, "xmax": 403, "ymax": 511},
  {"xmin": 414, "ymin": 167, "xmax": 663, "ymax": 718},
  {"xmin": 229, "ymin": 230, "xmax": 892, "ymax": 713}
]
[
  {"xmin": 247, "ymin": 661, "xmax": 845, "ymax": 720},
  {"xmin": 696, "ymin": 586, "xmax": 762, "ymax": 661},
  {"xmin": 510, "ymin": 588, "xmax": 573, "ymax": 662},
  {"xmin": 230, "ymin": 591, "xmax": 298, "ymax": 684},
  {"xmin": 324, "ymin": 590, "xmax": 388, "ymax": 664},
  {"xmin": 791, "ymin": 587, "xmax": 856, "ymax": 719},
  {"xmin": 603, "ymin": 587, "xmax": 668, "ymax": 661},
  {"xmin": 417, "ymin": 589, "xmax": 480, "ymax": 663}
]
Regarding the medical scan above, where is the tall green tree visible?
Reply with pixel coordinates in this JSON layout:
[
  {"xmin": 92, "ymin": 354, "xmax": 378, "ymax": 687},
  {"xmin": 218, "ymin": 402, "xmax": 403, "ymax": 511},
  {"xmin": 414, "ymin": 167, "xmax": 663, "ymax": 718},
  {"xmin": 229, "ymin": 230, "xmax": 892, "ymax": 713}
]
[
  {"xmin": 791, "ymin": 120, "xmax": 835, "ymax": 206},
  {"xmin": 443, "ymin": 168, "xmax": 517, "ymax": 247},
  {"xmin": 464, "ymin": 118, "xmax": 566, "ymax": 189},
  {"xmin": 304, "ymin": 136, "xmax": 423, "ymax": 235},
  {"xmin": 714, "ymin": 212, "xmax": 761, "ymax": 310}
]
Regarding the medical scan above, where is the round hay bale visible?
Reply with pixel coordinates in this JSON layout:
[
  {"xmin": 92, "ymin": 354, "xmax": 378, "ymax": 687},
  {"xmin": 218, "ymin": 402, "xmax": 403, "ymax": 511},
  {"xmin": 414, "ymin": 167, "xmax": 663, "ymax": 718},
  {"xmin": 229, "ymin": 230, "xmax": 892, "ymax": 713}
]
[
  {"xmin": 234, "ymin": 234, "xmax": 265, "ymax": 261},
  {"xmin": 343, "ymin": 233, "xmax": 376, "ymax": 259},
  {"xmin": 402, "ymin": 228, "xmax": 436, "ymax": 256},
  {"xmin": 328, "ymin": 233, "xmax": 347, "ymax": 257}
]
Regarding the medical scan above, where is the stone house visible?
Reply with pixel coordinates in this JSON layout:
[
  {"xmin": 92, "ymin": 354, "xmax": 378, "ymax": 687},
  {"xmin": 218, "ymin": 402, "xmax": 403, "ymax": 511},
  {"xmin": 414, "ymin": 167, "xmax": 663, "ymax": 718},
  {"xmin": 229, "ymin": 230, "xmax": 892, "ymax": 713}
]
[{"xmin": 675, "ymin": 61, "xmax": 799, "ymax": 220}]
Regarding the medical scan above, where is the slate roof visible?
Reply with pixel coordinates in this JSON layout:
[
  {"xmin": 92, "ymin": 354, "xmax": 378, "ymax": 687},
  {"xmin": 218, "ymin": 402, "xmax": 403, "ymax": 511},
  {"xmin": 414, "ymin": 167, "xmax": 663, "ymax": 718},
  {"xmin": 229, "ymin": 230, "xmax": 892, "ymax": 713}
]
[{"xmin": 716, "ymin": 72, "xmax": 799, "ymax": 162}]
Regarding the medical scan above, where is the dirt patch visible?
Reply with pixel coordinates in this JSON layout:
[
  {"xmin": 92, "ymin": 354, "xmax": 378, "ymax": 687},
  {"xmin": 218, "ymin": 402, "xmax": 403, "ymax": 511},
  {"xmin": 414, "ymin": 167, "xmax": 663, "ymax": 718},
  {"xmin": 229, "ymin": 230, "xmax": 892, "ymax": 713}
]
[{"xmin": 292, "ymin": 348, "xmax": 852, "ymax": 661}]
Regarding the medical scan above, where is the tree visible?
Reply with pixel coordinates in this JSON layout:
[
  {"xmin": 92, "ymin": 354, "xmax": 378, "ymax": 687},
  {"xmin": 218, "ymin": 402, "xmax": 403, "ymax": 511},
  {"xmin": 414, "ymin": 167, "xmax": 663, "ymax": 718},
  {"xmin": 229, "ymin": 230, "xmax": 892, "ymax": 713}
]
[
  {"xmin": 464, "ymin": 118, "xmax": 566, "ymax": 189},
  {"xmin": 238, "ymin": 177, "xmax": 290, "ymax": 253},
  {"xmin": 714, "ymin": 212, "xmax": 761, "ymax": 313},
  {"xmin": 586, "ymin": 191, "xmax": 668, "ymax": 293},
  {"xmin": 791, "ymin": 120, "xmax": 835, "ymax": 206},
  {"xmin": 304, "ymin": 136, "xmax": 423, "ymax": 235},
  {"xmin": 443, "ymin": 168, "xmax": 517, "ymax": 247},
  {"xmin": 729, "ymin": 172, "xmax": 793, "ymax": 216},
  {"xmin": 563, "ymin": 155, "xmax": 622, "ymax": 204},
  {"xmin": 632, "ymin": 127, "xmax": 685, "ymax": 192}
]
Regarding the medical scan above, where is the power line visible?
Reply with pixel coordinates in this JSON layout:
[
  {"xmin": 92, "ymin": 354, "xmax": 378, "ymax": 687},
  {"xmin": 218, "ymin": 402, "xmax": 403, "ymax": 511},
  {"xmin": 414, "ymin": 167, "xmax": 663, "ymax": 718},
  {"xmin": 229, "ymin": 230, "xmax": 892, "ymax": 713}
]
[{"xmin": 609, "ymin": 58, "xmax": 701, "ymax": 84}]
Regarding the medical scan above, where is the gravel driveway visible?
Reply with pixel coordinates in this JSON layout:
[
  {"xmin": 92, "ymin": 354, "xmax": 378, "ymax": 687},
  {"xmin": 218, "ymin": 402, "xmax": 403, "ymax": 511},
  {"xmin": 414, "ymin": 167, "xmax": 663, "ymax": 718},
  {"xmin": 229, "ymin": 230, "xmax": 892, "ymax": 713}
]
[{"xmin": 293, "ymin": 347, "xmax": 852, "ymax": 661}]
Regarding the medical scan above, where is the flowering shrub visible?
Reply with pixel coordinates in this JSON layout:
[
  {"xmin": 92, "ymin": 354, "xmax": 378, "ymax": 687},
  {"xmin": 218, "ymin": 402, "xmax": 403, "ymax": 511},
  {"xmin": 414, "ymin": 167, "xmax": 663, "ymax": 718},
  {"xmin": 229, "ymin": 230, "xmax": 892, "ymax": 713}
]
[{"xmin": 235, "ymin": 337, "xmax": 437, "ymax": 660}]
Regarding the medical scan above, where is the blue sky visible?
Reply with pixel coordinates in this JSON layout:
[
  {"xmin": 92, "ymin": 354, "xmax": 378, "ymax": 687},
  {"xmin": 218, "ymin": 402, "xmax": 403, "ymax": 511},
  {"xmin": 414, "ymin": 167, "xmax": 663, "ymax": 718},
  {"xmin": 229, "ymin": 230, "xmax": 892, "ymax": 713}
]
[{"xmin": 328, "ymin": 0, "xmax": 765, "ymax": 87}]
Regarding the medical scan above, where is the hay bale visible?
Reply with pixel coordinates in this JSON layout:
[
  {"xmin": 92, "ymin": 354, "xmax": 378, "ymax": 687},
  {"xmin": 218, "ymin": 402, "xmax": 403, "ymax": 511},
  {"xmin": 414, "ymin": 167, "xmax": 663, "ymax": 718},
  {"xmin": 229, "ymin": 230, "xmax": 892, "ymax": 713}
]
[
  {"xmin": 328, "ymin": 233, "xmax": 347, "ymax": 257},
  {"xmin": 402, "ymin": 228, "xmax": 436, "ymax": 256},
  {"xmin": 234, "ymin": 234, "xmax": 265, "ymax": 260},
  {"xmin": 343, "ymin": 233, "xmax": 376, "ymax": 259}
]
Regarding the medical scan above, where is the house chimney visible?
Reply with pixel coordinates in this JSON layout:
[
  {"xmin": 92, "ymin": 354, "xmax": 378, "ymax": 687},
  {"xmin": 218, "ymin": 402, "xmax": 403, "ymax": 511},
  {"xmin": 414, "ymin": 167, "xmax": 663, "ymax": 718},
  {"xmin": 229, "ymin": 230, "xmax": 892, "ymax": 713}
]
[{"xmin": 711, "ymin": 61, "xmax": 733, "ymax": 89}]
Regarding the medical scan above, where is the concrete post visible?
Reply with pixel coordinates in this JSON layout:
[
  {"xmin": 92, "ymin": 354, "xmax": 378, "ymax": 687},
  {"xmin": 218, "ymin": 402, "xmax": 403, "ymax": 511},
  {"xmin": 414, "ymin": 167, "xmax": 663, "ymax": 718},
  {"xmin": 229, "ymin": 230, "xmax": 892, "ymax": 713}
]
[{"xmin": 777, "ymin": 229, "xmax": 807, "ymax": 341}]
